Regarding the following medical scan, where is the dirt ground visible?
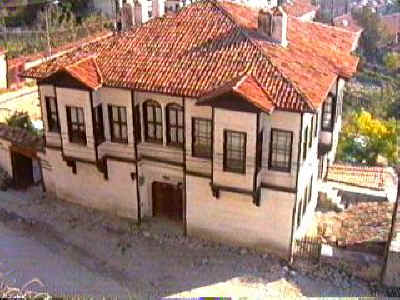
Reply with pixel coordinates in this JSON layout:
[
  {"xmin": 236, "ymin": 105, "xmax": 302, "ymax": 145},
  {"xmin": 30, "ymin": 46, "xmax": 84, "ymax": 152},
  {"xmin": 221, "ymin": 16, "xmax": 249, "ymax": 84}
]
[{"xmin": 0, "ymin": 187, "xmax": 379, "ymax": 299}]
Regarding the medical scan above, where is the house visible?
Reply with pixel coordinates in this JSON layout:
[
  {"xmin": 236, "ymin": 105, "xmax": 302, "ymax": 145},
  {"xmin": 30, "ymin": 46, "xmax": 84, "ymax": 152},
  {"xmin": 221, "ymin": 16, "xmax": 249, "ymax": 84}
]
[
  {"xmin": 23, "ymin": 1, "xmax": 359, "ymax": 258},
  {"xmin": 324, "ymin": 164, "xmax": 398, "ymax": 206},
  {"xmin": 0, "ymin": 48, "xmax": 7, "ymax": 89},
  {"xmin": 382, "ymin": 13, "xmax": 400, "ymax": 50},
  {"xmin": 282, "ymin": 0, "xmax": 318, "ymax": 21},
  {"xmin": 333, "ymin": 14, "xmax": 364, "ymax": 40},
  {"xmin": 90, "ymin": 0, "xmax": 165, "ymax": 25}
]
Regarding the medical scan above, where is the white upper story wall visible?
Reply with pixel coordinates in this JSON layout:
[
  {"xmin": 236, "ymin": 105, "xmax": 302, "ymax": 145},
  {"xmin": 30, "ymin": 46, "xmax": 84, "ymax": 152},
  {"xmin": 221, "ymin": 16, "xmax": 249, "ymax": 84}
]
[{"xmin": 39, "ymin": 82, "xmax": 344, "ymax": 192}]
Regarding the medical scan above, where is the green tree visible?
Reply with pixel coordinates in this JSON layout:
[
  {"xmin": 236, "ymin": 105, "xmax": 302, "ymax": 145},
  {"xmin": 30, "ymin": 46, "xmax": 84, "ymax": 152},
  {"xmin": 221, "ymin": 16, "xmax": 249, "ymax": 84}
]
[
  {"xmin": 383, "ymin": 52, "xmax": 400, "ymax": 72},
  {"xmin": 337, "ymin": 111, "xmax": 399, "ymax": 165},
  {"xmin": 353, "ymin": 8, "xmax": 393, "ymax": 60},
  {"xmin": 5, "ymin": 112, "xmax": 37, "ymax": 135}
]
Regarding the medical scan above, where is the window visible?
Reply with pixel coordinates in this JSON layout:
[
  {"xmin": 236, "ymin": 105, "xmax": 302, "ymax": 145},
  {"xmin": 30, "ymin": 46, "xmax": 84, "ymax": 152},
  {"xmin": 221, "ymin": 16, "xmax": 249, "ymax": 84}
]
[
  {"xmin": 314, "ymin": 113, "xmax": 318, "ymax": 137},
  {"xmin": 297, "ymin": 200, "xmax": 302, "ymax": 229},
  {"xmin": 223, "ymin": 130, "xmax": 246, "ymax": 174},
  {"xmin": 192, "ymin": 118, "xmax": 212, "ymax": 158},
  {"xmin": 303, "ymin": 126, "xmax": 308, "ymax": 161},
  {"xmin": 94, "ymin": 105, "xmax": 105, "ymax": 145},
  {"xmin": 134, "ymin": 105, "xmax": 141, "ymax": 143},
  {"xmin": 309, "ymin": 119, "xmax": 313, "ymax": 148},
  {"xmin": 308, "ymin": 176, "xmax": 313, "ymax": 205},
  {"xmin": 256, "ymin": 129, "xmax": 264, "ymax": 172},
  {"xmin": 166, "ymin": 104, "xmax": 184, "ymax": 146},
  {"xmin": 269, "ymin": 129, "xmax": 293, "ymax": 172},
  {"xmin": 108, "ymin": 105, "xmax": 128, "ymax": 144},
  {"xmin": 143, "ymin": 100, "xmax": 162, "ymax": 143},
  {"xmin": 322, "ymin": 95, "xmax": 333, "ymax": 130},
  {"xmin": 66, "ymin": 106, "xmax": 86, "ymax": 145},
  {"xmin": 303, "ymin": 185, "xmax": 308, "ymax": 216},
  {"xmin": 45, "ymin": 96, "xmax": 59, "ymax": 133}
]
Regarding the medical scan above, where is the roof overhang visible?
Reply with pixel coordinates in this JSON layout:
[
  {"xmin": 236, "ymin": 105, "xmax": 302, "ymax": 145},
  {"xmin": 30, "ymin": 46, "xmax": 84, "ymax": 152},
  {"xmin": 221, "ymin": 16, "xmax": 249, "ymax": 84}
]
[{"xmin": 198, "ymin": 75, "xmax": 275, "ymax": 114}]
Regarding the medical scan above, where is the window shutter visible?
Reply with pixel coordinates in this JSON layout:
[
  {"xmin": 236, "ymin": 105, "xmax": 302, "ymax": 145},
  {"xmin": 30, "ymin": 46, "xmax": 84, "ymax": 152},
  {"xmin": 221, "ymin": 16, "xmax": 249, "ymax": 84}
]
[
  {"xmin": 66, "ymin": 107, "xmax": 72, "ymax": 142},
  {"xmin": 108, "ymin": 105, "xmax": 113, "ymax": 141}
]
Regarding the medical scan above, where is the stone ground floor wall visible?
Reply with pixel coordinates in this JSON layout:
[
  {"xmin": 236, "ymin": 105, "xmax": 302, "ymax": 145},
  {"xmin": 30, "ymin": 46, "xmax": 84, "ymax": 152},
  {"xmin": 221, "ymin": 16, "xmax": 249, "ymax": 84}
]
[
  {"xmin": 383, "ymin": 251, "xmax": 400, "ymax": 287},
  {"xmin": 186, "ymin": 175, "xmax": 296, "ymax": 258},
  {"xmin": 383, "ymin": 195, "xmax": 400, "ymax": 287},
  {"xmin": 40, "ymin": 149, "xmax": 138, "ymax": 220},
  {"xmin": 0, "ymin": 138, "xmax": 12, "ymax": 176}
]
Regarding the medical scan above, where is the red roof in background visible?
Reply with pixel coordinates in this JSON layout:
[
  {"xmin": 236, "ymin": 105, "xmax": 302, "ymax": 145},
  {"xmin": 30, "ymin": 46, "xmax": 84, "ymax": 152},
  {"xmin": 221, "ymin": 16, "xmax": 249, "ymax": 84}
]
[
  {"xmin": 283, "ymin": 0, "xmax": 317, "ymax": 18},
  {"xmin": 8, "ymin": 31, "xmax": 112, "ymax": 68},
  {"xmin": 62, "ymin": 55, "xmax": 103, "ymax": 90},
  {"xmin": 23, "ymin": 1, "xmax": 359, "ymax": 113},
  {"xmin": 327, "ymin": 164, "xmax": 397, "ymax": 191},
  {"xmin": 333, "ymin": 14, "xmax": 363, "ymax": 34},
  {"xmin": 0, "ymin": 47, "xmax": 6, "ymax": 55}
]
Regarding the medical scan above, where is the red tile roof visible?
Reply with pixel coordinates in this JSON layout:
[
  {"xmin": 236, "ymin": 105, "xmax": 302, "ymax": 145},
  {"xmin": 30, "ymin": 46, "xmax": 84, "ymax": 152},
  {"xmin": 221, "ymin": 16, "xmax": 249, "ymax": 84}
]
[
  {"xmin": 327, "ymin": 164, "xmax": 397, "ymax": 191},
  {"xmin": 283, "ymin": 0, "xmax": 317, "ymax": 18},
  {"xmin": 23, "ymin": 1, "xmax": 359, "ymax": 113},
  {"xmin": 62, "ymin": 55, "xmax": 103, "ymax": 90},
  {"xmin": 200, "ymin": 74, "xmax": 274, "ymax": 113}
]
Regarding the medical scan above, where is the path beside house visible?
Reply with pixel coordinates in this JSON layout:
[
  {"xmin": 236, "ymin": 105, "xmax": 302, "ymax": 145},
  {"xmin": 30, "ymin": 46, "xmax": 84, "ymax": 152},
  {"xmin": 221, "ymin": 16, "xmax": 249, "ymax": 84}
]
[{"xmin": 0, "ymin": 187, "xmax": 377, "ymax": 298}]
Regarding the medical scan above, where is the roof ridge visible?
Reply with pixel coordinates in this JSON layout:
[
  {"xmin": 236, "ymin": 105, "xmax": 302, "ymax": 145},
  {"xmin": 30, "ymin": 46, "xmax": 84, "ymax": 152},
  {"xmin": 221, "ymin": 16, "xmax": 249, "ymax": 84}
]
[{"xmin": 214, "ymin": 1, "xmax": 315, "ymax": 111}]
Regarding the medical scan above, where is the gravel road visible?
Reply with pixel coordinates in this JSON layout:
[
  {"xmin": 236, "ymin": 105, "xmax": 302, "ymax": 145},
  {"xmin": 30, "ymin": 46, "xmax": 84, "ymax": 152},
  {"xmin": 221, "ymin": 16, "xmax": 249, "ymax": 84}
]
[{"xmin": 0, "ymin": 187, "xmax": 377, "ymax": 299}]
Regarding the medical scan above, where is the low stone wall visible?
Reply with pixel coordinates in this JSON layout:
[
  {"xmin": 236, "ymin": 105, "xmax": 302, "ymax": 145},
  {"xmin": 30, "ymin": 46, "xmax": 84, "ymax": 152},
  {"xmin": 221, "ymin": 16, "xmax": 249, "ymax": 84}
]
[{"xmin": 383, "ymin": 192, "xmax": 400, "ymax": 287}]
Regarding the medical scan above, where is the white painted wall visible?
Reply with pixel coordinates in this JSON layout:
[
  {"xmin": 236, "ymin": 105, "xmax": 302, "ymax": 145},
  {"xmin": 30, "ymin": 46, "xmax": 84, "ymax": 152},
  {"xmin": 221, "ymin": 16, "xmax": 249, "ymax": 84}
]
[
  {"xmin": 56, "ymin": 87, "xmax": 96, "ymax": 162},
  {"xmin": 96, "ymin": 87, "xmax": 136, "ymax": 160},
  {"xmin": 40, "ymin": 148, "xmax": 138, "ymax": 219},
  {"xmin": 0, "ymin": 54, "xmax": 6, "ymax": 89},
  {"xmin": 186, "ymin": 175, "xmax": 296, "ymax": 257},
  {"xmin": 213, "ymin": 108, "xmax": 257, "ymax": 191},
  {"xmin": 135, "ymin": 91, "xmax": 184, "ymax": 163},
  {"xmin": 262, "ymin": 110, "xmax": 301, "ymax": 189},
  {"xmin": 185, "ymin": 97, "xmax": 212, "ymax": 175}
]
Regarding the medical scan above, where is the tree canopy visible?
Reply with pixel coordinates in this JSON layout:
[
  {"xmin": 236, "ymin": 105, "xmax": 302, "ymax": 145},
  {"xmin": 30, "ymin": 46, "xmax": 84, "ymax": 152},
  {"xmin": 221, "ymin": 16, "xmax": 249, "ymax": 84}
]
[
  {"xmin": 337, "ymin": 111, "xmax": 399, "ymax": 165},
  {"xmin": 353, "ymin": 8, "xmax": 393, "ymax": 59}
]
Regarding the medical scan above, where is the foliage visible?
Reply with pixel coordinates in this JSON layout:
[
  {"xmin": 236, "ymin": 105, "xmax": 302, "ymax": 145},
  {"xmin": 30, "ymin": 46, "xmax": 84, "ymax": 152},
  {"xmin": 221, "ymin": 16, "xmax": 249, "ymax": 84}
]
[
  {"xmin": 337, "ymin": 111, "xmax": 399, "ymax": 165},
  {"xmin": 383, "ymin": 52, "xmax": 400, "ymax": 72},
  {"xmin": 353, "ymin": 8, "xmax": 394, "ymax": 60},
  {"xmin": 5, "ymin": 112, "xmax": 37, "ymax": 135},
  {"xmin": 344, "ymin": 83, "xmax": 400, "ymax": 120}
]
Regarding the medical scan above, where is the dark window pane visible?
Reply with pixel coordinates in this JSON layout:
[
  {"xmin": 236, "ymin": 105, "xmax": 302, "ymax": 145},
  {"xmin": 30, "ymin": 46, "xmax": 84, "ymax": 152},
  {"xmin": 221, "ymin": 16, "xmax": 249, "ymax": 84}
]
[
  {"xmin": 224, "ymin": 130, "xmax": 246, "ymax": 174},
  {"xmin": 144, "ymin": 101, "xmax": 163, "ymax": 143},
  {"xmin": 192, "ymin": 118, "xmax": 212, "ymax": 158},
  {"xmin": 269, "ymin": 129, "xmax": 292, "ymax": 172}
]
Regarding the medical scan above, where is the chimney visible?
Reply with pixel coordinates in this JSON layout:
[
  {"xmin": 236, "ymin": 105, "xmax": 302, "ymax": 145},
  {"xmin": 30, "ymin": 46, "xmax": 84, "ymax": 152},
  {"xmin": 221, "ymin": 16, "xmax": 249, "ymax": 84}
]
[
  {"xmin": 121, "ymin": 2, "xmax": 134, "ymax": 30},
  {"xmin": 134, "ymin": 1, "xmax": 143, "ymax": 25},
  {"xmin": 152, "ymin": 0, "xmax": 165, "ymax": 18},
  {"xmin": 257, "ymin": 6, "xmax": 288, "ymax": 47}
]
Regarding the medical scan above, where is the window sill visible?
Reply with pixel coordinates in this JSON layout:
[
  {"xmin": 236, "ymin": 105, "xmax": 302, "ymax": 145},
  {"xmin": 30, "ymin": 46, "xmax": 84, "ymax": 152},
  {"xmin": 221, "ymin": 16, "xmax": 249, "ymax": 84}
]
[
  {"xmin": 268, "ymin": 167, "xmax": 291, "ymax": 173},
  {"xmin": 223, "ymin": 168, "xmax": 246, "ymax": 175}
]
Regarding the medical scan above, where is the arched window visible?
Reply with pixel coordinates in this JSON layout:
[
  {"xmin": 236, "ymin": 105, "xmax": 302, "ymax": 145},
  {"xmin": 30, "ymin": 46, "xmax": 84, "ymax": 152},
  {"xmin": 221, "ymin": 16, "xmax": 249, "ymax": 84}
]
[
  {"xmin": 143, "ymin": 100, "xmax": 163, "ymax": 143},
  {"xmin": 166, "ymin": 103, "xmax": 184, "ymax": 147}
]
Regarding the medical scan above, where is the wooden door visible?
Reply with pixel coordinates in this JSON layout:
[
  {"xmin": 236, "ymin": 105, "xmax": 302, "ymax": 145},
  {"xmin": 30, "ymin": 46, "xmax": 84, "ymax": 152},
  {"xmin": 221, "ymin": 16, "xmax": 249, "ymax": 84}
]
[
  {"xmin": 12, "ymin": 152, "xmax": 33, "ymax": 189},
  {"xmin": 152, "ymin": 181, "xmax": 183, "ymax": 222}
]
